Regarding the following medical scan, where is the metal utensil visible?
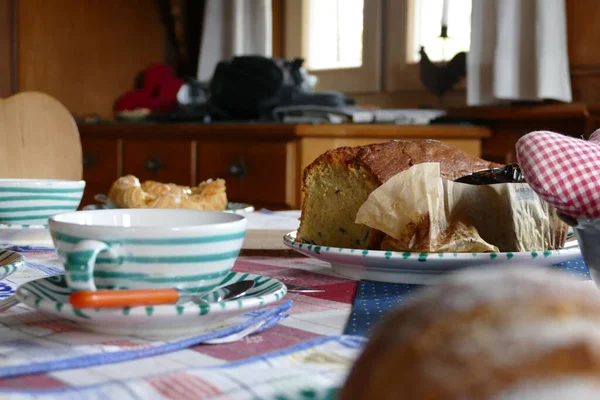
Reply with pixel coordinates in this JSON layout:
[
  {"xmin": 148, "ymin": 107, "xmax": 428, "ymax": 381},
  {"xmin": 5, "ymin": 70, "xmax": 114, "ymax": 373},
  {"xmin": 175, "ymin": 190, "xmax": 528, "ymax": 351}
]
[
  {"xmin": 284, "ymin": 283, "xmax": 326, "ymax": 293},
  {"xmin": 455, "ymin": 163, "xmax": 525, "ymax": 185},
  {"xmin": 69, "ymin": 280, "xmax": 255, "ymax": 309}
]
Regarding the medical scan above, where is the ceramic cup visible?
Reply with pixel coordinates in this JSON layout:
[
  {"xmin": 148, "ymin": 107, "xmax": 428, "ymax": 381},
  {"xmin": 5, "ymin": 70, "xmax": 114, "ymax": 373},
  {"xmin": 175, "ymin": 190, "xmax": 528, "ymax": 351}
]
[
  {"xmin": 571, "ymin": 218, "xmax": 600, "ymax": 287},
  {"xmin": 48, "ymin": 209, "xmax": 247, "ymax": 292},
  {"xmin": 0, "ymin": 179, "xmax": 85, "ymax": 225}
]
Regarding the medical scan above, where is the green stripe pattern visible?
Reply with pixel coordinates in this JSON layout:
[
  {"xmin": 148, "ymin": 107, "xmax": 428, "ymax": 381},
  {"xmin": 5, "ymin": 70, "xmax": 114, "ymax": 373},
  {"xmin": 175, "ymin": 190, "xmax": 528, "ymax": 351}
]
[
  {"xmin": 18, "ymin": 271, "xmax": 286, "ymax": 320},
  {"xmin": 53, "ymin": 231, "xmax": 246, "ymax": 245},
  {"xmin": 54, "ymin": 227, "xmax": 246, "ymax": 290},
  {"xmin": 0, "ymin": 182, "xmax": 84, "ymax": 224}
]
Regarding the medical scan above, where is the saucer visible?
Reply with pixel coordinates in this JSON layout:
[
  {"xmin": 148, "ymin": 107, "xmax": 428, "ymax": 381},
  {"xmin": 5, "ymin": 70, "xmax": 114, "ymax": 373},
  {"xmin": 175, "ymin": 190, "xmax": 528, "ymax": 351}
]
[
  {"xmin": 0, "ymin": 248, "xmax": 25, "ymax": 280},
  {"xmin": 16, "ymin": 272, "xmax": 287, "ymax": 337},
  {"xmin": 0, "ymin": 223, "xmax": 52, "ymax": 246}
]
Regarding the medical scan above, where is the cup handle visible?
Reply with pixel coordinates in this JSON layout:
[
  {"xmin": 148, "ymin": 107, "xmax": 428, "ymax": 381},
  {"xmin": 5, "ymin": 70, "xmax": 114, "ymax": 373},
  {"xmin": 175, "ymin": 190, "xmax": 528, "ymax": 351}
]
[{"xmin": 65, "ymin": 239, "xmax": 114, "ymax": 292}]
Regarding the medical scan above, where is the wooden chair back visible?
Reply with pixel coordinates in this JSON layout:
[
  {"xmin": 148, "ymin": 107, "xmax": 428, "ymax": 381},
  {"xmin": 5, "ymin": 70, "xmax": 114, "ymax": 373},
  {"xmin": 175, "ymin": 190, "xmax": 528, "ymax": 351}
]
[{"xmin": 0, "ymin": 91, "xmax": 82, "ymax": 180}]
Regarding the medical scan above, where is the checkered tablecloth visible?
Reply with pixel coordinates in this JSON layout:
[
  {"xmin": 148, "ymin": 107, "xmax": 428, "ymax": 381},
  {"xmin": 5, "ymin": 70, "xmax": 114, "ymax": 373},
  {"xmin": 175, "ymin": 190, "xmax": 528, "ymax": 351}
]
[
  {"xmin": 0, "ymin": 221, "xmax": 586, "ymax": 398},
  {"xmin": 0, "ymin": 247, "xmax": 363, "ymax": 399}
]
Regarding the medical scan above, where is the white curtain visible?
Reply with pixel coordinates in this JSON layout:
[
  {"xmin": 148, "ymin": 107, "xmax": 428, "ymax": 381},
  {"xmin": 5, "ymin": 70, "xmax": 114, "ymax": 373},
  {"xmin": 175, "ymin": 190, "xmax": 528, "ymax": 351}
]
[
  {"xmin": 197, "ymin": 0, "xmax": 272, "ymax": 82},
  {"xmin": 467, "ymin": 0, "xmax": 572, "ymax": 105}
]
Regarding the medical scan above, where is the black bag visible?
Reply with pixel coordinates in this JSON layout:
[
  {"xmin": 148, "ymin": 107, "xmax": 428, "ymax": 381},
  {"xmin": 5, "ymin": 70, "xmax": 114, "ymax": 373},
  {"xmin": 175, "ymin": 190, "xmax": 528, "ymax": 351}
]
[{"xmin": 207, "ymin": 56, "xmax": 313, "ymax": 121}]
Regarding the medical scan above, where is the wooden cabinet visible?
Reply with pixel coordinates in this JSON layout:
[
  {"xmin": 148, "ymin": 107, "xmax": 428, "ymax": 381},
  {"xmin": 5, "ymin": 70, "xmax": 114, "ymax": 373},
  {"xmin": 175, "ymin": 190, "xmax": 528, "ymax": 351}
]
[
  {"xmin": 197, "ymin": 141, "xmax": 298, "ymax": 208},
  {"xmin": 122, "ymin": 140, "xmax": 194, "ymax": 186},
  {"xmin": 78, "ymin": 123, "xmax": 491, "ymax": 210},
  {"xmin": 81, "ymin": 138, "xmax": 120, "ymax": 207}
]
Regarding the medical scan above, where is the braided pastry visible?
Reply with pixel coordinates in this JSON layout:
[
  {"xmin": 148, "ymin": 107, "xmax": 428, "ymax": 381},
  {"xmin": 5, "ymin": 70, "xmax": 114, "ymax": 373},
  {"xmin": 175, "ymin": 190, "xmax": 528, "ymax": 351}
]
[{"xmin": 107, "ymin": 175, "xmax": 227, "ymax": 210}]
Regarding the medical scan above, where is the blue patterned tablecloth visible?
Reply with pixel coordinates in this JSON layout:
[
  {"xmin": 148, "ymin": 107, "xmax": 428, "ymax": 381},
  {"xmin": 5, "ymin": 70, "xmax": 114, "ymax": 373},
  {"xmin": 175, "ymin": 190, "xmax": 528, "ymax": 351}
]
[{"xmin": 344, "ymin": 257, "xmax": 591, "ymax": 336}]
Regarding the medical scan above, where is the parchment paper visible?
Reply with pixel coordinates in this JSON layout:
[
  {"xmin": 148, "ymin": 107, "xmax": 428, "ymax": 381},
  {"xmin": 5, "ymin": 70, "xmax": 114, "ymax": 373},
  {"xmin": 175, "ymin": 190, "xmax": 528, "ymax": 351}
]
[{"xmin": 355, "ymin": 163, "xmax": 566, "ymax": 252}]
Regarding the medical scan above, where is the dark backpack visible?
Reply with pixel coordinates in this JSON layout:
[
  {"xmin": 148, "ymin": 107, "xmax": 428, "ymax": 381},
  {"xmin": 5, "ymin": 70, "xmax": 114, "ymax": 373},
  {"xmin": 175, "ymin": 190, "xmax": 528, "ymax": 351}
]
[{"xmin": 207, "ymin": 55, "xmax": 310, "ymax": 121}]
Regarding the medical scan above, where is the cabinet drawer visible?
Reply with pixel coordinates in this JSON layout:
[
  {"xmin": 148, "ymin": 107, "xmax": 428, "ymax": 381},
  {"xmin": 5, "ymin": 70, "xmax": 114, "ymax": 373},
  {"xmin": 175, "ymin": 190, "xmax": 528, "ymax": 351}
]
[
  {"xmin": 82, "ymin": 138, "xmax": 119, "ymax": 184},
  {"xmin": 81, "ymin": 138, "xmax": 120, "ymax": 208},
  {"xmin": 123, "ymin": 140, "xmax": 194, "ymax": 186},
  {"xmin": 197, "ymin": 141, "xmax": 297, "ymax": 208}
]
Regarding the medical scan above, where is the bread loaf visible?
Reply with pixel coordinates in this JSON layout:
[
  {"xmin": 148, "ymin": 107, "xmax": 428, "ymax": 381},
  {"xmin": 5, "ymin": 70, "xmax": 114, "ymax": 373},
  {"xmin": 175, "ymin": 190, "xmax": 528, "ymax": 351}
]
[
  {"xmin": 297, "ymin": 140, "xmax": 499, "ymax": 249},
  {"xmin": 340, "ymin": 267, "xmax": 600, "ymax": 400}
]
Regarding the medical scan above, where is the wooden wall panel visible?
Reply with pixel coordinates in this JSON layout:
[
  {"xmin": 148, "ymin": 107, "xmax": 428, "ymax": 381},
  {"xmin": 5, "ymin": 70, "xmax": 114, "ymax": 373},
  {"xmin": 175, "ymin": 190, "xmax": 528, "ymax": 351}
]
[
  {"xmin": 0, "ymin": 0, "xmax": 15, "ymax": 97},
  {"xmin": 566, "ymin": 0, "xmax": 600, "ymax": 67},
  {"xmin": 272, "ymin": 0, "xmax": 284, "ymax": 57},
  {"xmin": 17, "ymin": 0, "xmax": 165, "ymax": 119},
  {"xmin": 566, "ymin": 0, "xmax": 600, "ymax": 103}
]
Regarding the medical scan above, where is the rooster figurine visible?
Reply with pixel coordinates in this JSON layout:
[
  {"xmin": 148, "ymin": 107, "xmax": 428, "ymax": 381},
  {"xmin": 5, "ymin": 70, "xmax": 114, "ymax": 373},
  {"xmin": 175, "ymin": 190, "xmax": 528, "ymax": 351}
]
[{"xmin": 419, "ymin": 46, "xmax": 466, "ymax": 105}]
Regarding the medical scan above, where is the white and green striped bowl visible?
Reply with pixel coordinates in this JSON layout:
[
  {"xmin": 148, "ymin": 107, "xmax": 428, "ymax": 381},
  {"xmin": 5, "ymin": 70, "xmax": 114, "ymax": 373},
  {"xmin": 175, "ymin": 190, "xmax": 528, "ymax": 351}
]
[
  {"xmin": 0, "ymin": 179, "xmax": 85, "ymax": 225},
  {"xmin": 0, "ymin": 223, "xmax": 52, "ymax": 246},
  {"xmin": 48, "ymin": 209, "xmax": 247, "ymax": 292},
  {"xmin": 0, "ymin": 248, "xmax": 25, "ymax": 280}
]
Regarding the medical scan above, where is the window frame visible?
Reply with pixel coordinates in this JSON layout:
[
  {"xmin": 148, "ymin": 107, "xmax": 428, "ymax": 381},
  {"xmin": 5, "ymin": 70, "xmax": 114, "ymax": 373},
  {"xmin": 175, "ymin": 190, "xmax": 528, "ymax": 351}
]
[
  {"xmin": 385, "ymin": 0, "xmax": 467, "ymax": 92},
  {"xmin": 280, "ymin": 0, "xmax": 466, "ymax": 96},
  {"xmin": 283, "ymin": 0, "xmax": 382, "ymax": 94},
  {"xmin": 384, "ymin": 0, "xmax": 423, "ymax": 92}
]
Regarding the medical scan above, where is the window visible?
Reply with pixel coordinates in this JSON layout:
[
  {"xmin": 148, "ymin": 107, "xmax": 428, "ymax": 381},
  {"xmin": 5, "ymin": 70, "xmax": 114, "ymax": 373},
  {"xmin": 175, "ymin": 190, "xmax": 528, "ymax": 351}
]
[
  {"xmin": 410, "ymin": 0, "xmax": 472, "ymax": 62},
  {"xmin": 283, "ymin": 0, "xmax": 471, "ymax": 94},
  {"xmin": 284, "ymin": 0, "xmax": 381, "ymax": 93},
  {"xmin": 306, "ymin": 0, "xmax": 364, "ymax": 70},
  {"xmin": 385, "ymin": 0, "xmax": 471, "ymax": 93}
]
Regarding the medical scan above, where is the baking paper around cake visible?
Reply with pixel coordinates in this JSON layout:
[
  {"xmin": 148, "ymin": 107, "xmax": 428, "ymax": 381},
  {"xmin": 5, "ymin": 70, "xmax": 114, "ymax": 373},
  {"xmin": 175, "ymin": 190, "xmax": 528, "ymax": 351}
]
[{"xmin": 355, "ymin": 163, "xmax": 566, "ymax": 252}]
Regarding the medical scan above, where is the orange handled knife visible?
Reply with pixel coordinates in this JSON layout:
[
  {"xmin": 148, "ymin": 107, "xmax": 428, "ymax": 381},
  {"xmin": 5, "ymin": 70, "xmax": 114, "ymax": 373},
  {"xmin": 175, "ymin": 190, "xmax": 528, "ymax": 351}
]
[{"xmin": 69, "ymin": 280, "xmax": 255, "ymax": 308}]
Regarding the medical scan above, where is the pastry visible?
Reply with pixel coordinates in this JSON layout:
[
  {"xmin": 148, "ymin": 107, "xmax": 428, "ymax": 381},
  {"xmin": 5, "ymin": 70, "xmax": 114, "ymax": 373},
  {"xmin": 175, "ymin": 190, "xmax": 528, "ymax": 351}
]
[{"xmin": 107, "ymin": 175, "xmax": 227, "ymax": 211}]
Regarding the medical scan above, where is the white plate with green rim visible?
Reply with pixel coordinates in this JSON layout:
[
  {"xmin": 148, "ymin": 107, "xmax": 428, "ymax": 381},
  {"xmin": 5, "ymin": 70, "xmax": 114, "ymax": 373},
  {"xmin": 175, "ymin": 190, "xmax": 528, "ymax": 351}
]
[
  {"xmin": 0, "ymin": 248, "xmax": 25, "ymax": 280},
  {"xmin": 225, "ymin": 202, "xmax": 255, "ymax": 214},
  {"xmin": 83, "ymin": 202, "xmax": 255, "ymax": 214},
  {"xmin": 16, "ymin": 272, "xmax": 287, "ymax": 337},
  {"xmin": 0, "ymin": 223, "xmax": 53, "ymax": 246},
  {"xmin": 283, "ymin": 231, "xmax": 582, "ymax": 285}
]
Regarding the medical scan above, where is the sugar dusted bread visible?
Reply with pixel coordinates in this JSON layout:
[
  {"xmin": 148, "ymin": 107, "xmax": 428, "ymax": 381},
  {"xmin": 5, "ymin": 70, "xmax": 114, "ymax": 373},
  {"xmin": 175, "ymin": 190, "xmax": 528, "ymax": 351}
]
[
  {"xmin": 107, "ymin": 175, "xmax": 227, "ymax": 210},
  {"xmin": 297, "ymin": 140, "xmax": 499, "ymax": 249},
  {"xmin": 340, "ymin": 266, "xmax": 600, "ymax": 400}
]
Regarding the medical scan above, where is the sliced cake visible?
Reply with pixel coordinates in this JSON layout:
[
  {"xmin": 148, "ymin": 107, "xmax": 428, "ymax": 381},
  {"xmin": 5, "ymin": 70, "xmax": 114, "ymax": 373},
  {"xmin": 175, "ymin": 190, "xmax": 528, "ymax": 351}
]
[{"xmin": 296, "ymin": 139, "xmax": 499, "ymax": 249}]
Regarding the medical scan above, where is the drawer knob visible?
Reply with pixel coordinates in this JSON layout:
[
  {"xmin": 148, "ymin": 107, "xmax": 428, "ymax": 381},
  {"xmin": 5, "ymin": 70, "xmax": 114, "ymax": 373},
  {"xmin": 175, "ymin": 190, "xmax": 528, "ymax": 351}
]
[
  {"xmin": 83, "ymin": 155, "xmax": 96, "ymax": 168},
  {"xmin": 227, "ymin": 159, "xmax": 248, "ymax": 182},
  {"xmin": 145, "ymin": 157, "xmax": 163, "ymax": 172}
]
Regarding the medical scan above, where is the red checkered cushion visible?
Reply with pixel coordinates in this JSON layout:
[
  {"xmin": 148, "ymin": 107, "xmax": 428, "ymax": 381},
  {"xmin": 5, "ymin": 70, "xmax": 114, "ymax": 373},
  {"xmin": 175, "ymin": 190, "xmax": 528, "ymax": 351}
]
[{"xmin": 516, "ymin": 130, "xmax": 600, "ymax": 219}]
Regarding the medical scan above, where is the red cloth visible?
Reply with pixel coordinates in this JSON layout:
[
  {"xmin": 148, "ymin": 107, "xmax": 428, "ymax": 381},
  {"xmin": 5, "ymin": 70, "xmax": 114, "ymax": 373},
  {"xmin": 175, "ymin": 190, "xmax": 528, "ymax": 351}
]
[
  {"xmin": 516, "ymin": 130, "xmax": 600, "ymax": 219},
  {"xmin": 114, "ymin": 63, "xmax": 184, "ymax": 113}
]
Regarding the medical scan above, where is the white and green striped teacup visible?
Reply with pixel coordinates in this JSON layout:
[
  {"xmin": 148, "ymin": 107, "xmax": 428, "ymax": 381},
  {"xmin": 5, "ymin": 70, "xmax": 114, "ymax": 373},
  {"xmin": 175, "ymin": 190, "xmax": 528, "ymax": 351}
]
[
  {"xmin": 0, "ymin": 179, "xmax": 85, "ymax": 225},
  {"xmin": 48, "ymin": 209, "xmax": 247, "ymax": 292}
]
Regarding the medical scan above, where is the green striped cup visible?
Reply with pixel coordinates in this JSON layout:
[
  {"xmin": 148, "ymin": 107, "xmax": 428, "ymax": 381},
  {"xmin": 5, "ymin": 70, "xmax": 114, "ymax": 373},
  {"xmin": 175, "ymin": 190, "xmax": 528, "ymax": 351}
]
[
  {"xmin": 48, "ymin": 209, "xmax": 247, "ymax": 292},
  {"xmin": 0, "ymin": 179, "xmax": 85, "ymax": 225}
]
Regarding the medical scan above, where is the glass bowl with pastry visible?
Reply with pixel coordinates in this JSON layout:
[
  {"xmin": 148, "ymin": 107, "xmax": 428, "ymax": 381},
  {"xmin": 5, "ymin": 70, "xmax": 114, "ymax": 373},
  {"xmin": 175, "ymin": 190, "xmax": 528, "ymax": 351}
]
[
  {"xmin": 86, "ymin": 175, "xmax": 254, "ymax": 214},
  {"xmin": 283, "ymin": 139, "xmax": 580, "ymax": 284}
]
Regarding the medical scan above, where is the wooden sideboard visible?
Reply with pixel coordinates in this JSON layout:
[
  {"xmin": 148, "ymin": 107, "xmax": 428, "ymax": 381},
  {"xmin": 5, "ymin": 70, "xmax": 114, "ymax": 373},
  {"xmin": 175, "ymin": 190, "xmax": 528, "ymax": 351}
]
[{"xmin": 78, "ymin": 123, "xmax": 491, "ymax": 210}]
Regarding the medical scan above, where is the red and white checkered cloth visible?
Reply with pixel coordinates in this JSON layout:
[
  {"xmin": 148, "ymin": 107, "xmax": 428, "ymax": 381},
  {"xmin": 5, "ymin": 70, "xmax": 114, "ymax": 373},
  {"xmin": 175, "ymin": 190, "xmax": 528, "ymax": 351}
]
[{"xmin": 516, "ymin": 130, "xmax": 600, "ymax": 219}]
